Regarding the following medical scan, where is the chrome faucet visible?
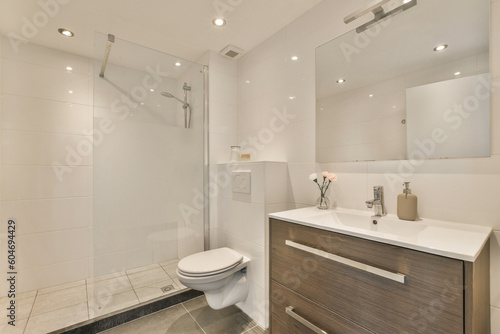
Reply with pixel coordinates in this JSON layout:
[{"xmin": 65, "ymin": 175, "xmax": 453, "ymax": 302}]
[{"xmin": 366, "ymin": 186, "xmax": 386, "ymax": 217}]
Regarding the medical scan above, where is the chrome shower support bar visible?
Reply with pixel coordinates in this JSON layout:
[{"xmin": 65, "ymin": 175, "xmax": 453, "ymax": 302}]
[{"xmin": 99, "ymin": 34, "xmax": 115, "ymax": 78}]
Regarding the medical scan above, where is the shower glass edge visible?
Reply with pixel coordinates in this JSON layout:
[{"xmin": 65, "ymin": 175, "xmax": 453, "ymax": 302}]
[{"xmin": 91, "ymin": 32, "xmax": 208, "ymax": 318}]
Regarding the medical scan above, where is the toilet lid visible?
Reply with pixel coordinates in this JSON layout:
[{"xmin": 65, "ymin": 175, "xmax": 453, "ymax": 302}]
[{"xmin": 177, "ymin": 247, "xmax": 243, "ymax": 276}]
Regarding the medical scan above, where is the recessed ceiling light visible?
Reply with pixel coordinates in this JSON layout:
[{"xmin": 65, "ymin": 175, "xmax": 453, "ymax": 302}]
[
  {"xmin": 245, "ymin": 80, "xmax": 250, "ymax": 84},
  {"xmin": 289, "ymin": 96, "xmax": 296, "ymax": 100},
  {"xmin": 58, "ymin": 28, "xmax": 74, "ymax": 37},
  {"xmin": 66, "ymin": 66, "xmax": 72, "ymax": 71},
  {"xmin": 454, "ymin": 71, "xmax": 461, "ymax": 76},
  {"xmin": 68, "ymin": 90, "xmax": 73, "ymax": 94},
  {"xmin": 291, "ymin": 56, "xmax": 298, "ymax": 61},
  {"xmin": 337, "ymin": 79, "xmax": 346, "ymax": 84},
  {"xmin": 150, "ymin": 89, "xmax": 155, "ymax": 92},
  {"xmin": 175, "ymin": 62, "xmax": 181, "ymax": 67},
  {"xmin": 212, "ymin": 18, "xmax": 226, "ymax": 27},
  {"xmin": 433, "ymin": 44, "xmax": 448, "ymax": 52},
  {"xmin": 369, "ymin": 94, "xmax": 374, "ymax": 98}
]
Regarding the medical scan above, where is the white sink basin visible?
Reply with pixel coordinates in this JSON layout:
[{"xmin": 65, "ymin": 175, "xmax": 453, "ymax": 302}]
[
  {"xmin": 269, "ymin": 207, "xmax": 492, "ymax": 261},
  {"xmin": 315, "ymin": 211, "xmax": 427, "ymax": 238}
]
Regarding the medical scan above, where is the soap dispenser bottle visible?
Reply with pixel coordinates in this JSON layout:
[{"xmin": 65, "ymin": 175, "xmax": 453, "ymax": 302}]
[{"xmin": 397, "ymin": 182, "xmax": 418, "ymax": 221}]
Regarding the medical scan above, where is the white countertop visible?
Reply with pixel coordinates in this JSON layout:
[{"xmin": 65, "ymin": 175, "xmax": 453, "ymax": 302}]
[{"xmin": 269, "ymin": 207, "xmax": 492, "ymax": 262}]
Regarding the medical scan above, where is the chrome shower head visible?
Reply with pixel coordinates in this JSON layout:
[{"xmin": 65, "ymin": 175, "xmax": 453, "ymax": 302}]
[{"xmin": 161, "ymin": 91, "xmax": 189, "ymax": 108}]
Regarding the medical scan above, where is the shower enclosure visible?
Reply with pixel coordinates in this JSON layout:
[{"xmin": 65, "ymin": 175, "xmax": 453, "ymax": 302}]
[{"xmin": 89, "ymin": 33, "xmax": 208, "ymax": 317}]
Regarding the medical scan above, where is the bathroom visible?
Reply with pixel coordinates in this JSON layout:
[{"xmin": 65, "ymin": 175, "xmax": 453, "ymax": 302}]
[{"xmin": 0, "ymin": 0, "xmax": 499, "ymax": 333}]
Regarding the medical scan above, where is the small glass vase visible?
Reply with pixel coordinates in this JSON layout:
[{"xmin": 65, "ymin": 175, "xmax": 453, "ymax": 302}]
[{"xmin": 316, "ymin": 194, "xmax": 330, "ymax": 210}]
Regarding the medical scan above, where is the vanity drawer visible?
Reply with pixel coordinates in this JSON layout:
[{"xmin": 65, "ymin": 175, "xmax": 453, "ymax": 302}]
[
  {"xmin": 270, "ymin": 219, "xmax": 464, "ymax": 334},
  {"xmin": 271, "ymin": 280, "xmax": 373, "ymax": 334}
]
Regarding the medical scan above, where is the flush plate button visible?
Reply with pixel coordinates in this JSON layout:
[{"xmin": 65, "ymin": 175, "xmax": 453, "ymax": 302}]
[{"xmin": 232, "ymin": 170, "xmax": 251, "ymax": 194}]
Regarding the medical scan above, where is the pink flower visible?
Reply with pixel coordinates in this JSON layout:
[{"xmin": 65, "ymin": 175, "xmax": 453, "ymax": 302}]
[
  {"xmin": 326, "ymin": 173, "xmax": 337, "ymax": 181},
  {"xmin": 322, "ymin": 171, "xmax": 328, "ymax": 178}
]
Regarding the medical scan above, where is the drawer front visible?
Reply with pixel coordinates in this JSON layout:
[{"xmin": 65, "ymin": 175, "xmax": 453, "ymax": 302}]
[
  {"xmin": 270, "ymin": 219, "xmax": 464, "ymax": 334},
  {"xmin": 271, "ymin": 280, "xmax": 373, "ymax": 334}
]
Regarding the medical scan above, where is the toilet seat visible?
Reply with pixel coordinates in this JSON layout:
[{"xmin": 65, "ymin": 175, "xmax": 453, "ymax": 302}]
[{"xmin": 177, "ymin": 247, "xmax": 243, "ymax": 277}]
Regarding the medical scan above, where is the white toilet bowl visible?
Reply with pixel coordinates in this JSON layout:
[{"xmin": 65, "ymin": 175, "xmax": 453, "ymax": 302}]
[{"xmin": 177, "ymin": 247, "xmax": 250, "ymax": 310}]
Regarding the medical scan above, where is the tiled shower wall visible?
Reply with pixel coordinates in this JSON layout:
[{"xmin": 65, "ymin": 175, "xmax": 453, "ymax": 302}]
[
  {"xmin": 0, "ymin": 37, "xmax": 205, "ymax": 296},
  {"xmin": 0, "ymin": 38, "xmax": 93, "ymax": 294},
  {"xmin": 235, "ymin": 0, "xmax": 500, "ymax": 330}
]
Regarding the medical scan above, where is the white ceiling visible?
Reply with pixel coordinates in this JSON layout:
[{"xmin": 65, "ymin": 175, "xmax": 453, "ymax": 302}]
[{"xmin": 0, "ymin": 0, "xmax": 324, "ymax": 63}]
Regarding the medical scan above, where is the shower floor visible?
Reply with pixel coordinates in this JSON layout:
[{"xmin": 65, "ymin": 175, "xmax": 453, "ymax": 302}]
[{"xmin": 0, "ymin": 259, "xmax": 185, "ymax": 334}]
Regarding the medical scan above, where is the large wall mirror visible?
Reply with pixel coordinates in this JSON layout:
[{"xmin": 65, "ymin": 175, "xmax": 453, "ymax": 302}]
[{"xmin": 316, "ymin": 0, "xmax": 490, "ymax": 162}]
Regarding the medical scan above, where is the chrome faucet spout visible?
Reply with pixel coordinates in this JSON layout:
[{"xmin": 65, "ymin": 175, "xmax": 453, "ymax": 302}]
[{"xmin": 366, "ymin": 186, "xmax": 386, "ymax": 216}]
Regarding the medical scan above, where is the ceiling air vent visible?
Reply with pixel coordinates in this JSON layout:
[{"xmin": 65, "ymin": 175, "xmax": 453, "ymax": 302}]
[{"xmin": 220, "ymin": 45, "xmax": 244, "ymax": 60}]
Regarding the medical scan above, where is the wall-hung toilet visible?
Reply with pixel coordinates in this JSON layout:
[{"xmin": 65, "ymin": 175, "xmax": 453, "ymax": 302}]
[{"xmin": 177, "ymin": 247, "xmax": 250, "ymax": 310}]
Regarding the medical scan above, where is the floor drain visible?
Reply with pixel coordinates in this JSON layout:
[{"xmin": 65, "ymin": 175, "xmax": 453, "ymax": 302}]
[{"xmin": 161, "ymin": 284, "xmax": 174, "ymax": 293}]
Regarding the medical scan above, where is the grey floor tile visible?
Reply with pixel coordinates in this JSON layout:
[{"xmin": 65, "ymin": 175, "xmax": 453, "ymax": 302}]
[
  {"xmin": 100, "ymin": 304, "xmax": 204, "ymax": 334},
  {"xmin": 183, "ymin": 296, "xmax": 256, "ymax": 334}
]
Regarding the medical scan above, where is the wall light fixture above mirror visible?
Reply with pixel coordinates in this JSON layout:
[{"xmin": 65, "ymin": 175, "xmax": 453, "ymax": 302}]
[{"xmin": 316, "ymin": 0, "xmax": 490, "ymax": 163}]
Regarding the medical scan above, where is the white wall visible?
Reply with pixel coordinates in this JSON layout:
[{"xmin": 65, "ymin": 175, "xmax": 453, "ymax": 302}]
[
  {"xmin": 235, "ymin": 0, "xmax": 500, "ymax": 330},
  {"xmin": 0, "ymin": 39, "xmax": 93, "ymax": 294},
  {"xmin": 217, "ymin": 162, "xmax": 288, "ymax": 328},
  {"xmin": 203, "ymin": 51, "xmax": 239, "ymax": 251}
]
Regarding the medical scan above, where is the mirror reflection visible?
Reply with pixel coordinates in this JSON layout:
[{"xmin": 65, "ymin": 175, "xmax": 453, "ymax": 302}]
[{"xmin": 316, "ymin": 0, "xmax": 490, "ymax": 162}]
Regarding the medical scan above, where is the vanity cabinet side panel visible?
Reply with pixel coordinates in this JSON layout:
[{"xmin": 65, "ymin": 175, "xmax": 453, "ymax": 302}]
[{"xmin": 464, "ymin": 240, "xmax": 490, "ymax": 334}]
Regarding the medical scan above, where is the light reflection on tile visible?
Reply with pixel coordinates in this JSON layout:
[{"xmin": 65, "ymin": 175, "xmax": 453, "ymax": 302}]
[{"xmin": 88, "ymin": 290, "xmax": 139, "ymax": 318}]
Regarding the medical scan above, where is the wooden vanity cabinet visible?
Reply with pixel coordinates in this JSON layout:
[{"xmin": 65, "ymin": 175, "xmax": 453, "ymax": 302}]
[{"xmin": 269, "ymin": 218, "xmax": 490, "ymax": 334}]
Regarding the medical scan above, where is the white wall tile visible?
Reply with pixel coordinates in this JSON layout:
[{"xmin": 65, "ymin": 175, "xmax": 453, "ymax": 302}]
[
  {"xmin": 2, "ymin": 166, "xmax": 90, "ymax": 201},
  {"xmin": 225, "ymin": 233, "xmax": 265, "ymax": 289},
  {"xmin": 491, "ymin": 306, "xmax": 500, "ymax": 333},
  {"xmin": 491, "ymin": 231, "xmax": 500, "ymax": 307},
  {"xmin": 2, "ymin": 58, "xmax": 90, "ymax": 105},
  {"xmin": 17, "ymin": 259, "xmax": 89, "ymax": 294},
  {"xmin": 264, "ymin": 162, "xmax": 288, "ymax": 204},
  {"xmin": 210, "ymin": 101, "xmax": 237, "ymax": 136},
  {"xmin": 17, "ymin": 228, "xmax": 89, "ymax": 270},
  {"xmin": 287, "ymin": 162, "xmax": 321, "ymax": 206},
  {"xmin": 491, "ymin": 0, "xmax": 500, "ymax": 77},
  {"xmin": 1, "ymin": 95, "xmax": 92, "ymax": 135},
  {"xmin": 236, "ymin": 281, "xmax": 268, "ymax": 329},
  {"xmin": 286, "ymin": 118, "xmax": 316, "ymax": 163},
  {"xmin": 2, "ymin": 130, "xmax": 92, "ymax": 166},
  {"xmin": 220, "ymin": 197, "xmax": 265, "ymax": 246},
  {"xmin": 490, "ymin": 77, "xmax": 500, "ymax": 155},
  {"xmin": 2, "ymin": 198, "xmax": 90, "ymax": 235},
  {"xmin": 1, "ymin": 37, "xmax": 91, "ymax": 75}
]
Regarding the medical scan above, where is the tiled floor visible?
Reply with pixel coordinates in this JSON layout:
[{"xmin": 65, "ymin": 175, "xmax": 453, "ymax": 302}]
[
  {"xmin": 101, "ymin": 295, "xmax": 268, "ymax": 334},
  {"xmin": 0, "ymin": 259, "xmax": 186, "ymax": 334}
]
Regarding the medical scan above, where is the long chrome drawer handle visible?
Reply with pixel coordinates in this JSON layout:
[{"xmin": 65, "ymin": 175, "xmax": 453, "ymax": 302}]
[
  {"xmin": 286, "ymin": 306, "xmax": 328, "ymax": 334},
  {"xmin": 285, "ymin": 240, "xmax": 406, "ymax": 284}
]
